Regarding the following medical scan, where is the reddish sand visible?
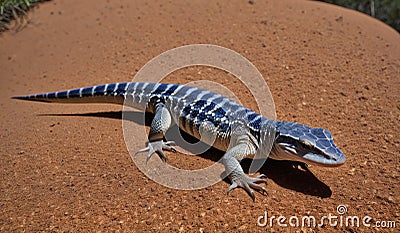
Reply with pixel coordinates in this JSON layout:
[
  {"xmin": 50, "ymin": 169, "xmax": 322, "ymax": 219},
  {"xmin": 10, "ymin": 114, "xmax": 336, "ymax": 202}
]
[{"xmin": 1, "ymin": 0, "xmax": 399, "ymax": 232}]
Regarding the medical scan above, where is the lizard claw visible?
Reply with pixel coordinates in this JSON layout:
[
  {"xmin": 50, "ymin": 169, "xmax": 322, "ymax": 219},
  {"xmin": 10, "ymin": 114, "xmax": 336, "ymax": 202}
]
[
  {"xmin": 292, "ymin": 161, "xmax": 309, "ymax": 171},
  {"xmin": 227, "ymin": 174, "xmax": 268, "ymax": 201},
  {"xmin": 134, "ymin": 140, "xmax": 176, "ymax": 163}
]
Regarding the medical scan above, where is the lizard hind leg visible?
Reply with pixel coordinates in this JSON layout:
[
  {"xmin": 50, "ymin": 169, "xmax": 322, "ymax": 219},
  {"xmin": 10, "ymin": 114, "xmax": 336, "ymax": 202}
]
[{"xmin": 134, "ymin": 102, "xmax": 176, "ymax": 162}]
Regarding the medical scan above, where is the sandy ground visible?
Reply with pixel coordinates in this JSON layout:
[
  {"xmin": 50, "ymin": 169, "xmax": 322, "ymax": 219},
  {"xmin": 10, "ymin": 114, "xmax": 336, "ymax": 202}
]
[{"xmin": 1, "ymin": 0, "xmax": 399, "ymax": 232}]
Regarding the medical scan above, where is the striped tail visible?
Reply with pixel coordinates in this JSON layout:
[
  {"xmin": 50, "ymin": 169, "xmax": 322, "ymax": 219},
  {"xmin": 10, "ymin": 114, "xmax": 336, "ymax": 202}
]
[{"xmin": 12, "ymin": 82, "xmax": 131, "ymax": 104}]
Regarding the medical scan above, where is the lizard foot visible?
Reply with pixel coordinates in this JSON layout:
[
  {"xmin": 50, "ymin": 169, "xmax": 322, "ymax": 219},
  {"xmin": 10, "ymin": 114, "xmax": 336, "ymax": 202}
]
[
  {"xmin": 227, "ymin": 174, "xmax": 268, "ymax": 201},
  {"xmin": 134, "ymin": 140, "xmax": 176, "ymax": 163}
]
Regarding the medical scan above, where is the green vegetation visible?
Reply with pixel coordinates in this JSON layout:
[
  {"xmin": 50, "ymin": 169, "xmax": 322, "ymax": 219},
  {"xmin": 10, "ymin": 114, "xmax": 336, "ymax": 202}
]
[
  {"xmin": 318, "ymin": 0, "xmax": 400, "ymax": 32},
  {"xmin": 0, "ymin": 0, "xmax": 50, "ymax": 32}
]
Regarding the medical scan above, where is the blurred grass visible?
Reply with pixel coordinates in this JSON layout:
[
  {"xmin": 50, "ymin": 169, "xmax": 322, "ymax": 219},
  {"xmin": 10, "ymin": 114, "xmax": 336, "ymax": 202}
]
[{"xmin": 0, "ymin": 0, "xmax": 50, "ymax": 32}]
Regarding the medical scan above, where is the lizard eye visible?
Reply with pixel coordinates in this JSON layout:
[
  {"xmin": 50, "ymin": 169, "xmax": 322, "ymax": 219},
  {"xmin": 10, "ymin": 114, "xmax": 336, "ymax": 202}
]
[{"xmin": 300, "ymin": 139, "xmax": 313, "ymax": 148}]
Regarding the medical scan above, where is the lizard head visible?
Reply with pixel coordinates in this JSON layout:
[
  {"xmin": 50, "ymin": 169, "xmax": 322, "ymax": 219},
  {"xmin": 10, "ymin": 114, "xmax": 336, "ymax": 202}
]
[{"xmin": 271, "ymin": 121, "xmax": 346, "ymax": 167}]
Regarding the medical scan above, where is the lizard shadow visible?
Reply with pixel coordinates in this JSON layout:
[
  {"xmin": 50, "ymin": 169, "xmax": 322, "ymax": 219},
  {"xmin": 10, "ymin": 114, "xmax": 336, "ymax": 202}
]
[
  {"xmin": 240, "ymin": 159, "xmax": 332, "ymax": 198},
  {"xmin": 40, "ymin": 110, "xmax": 332, "ymax": 198}
]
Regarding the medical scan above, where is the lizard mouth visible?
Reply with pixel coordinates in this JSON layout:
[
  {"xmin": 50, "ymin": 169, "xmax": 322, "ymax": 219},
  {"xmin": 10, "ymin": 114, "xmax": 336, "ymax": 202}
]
[
  {"xmin": 298, "ymin": 151, "xmax": 345, "ymax": 167},
  {"xmin": 273, "ymin": 138, "xmax": 346, "ymax": 167}
]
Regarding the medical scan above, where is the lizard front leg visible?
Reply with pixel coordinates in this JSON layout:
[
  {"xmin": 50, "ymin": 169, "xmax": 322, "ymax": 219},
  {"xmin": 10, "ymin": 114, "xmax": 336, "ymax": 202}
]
[
  {"xmin": 222, "ymin": 137, "xmax": 268, "ymax": 201},
  {"xmin": 135, "ymin": 102, "xmax": 176, "ymax": 162}
]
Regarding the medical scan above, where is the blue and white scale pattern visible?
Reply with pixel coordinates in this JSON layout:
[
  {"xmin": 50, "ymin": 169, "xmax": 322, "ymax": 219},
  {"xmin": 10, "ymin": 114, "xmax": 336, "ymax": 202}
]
[{"xmin": 13, "ymin": 82, "xmax": 346, "ymax": 166}]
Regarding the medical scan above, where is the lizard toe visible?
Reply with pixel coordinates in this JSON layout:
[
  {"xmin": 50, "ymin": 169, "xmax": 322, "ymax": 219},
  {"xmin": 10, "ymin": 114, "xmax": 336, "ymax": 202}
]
[
  {"xmin": 162, "ymin": 141, "xmax": 176, "ymax": 152},
  {"xmin": 135, "ymin": 140, "xmax": 174, "ymax": 163},
  {"xmin": 249, "ymin": 174, "xmax": 268, "ymax": 185},
  {"xmin": 227, "ymin": 174, "xmax": 268, "ymax": 201}
]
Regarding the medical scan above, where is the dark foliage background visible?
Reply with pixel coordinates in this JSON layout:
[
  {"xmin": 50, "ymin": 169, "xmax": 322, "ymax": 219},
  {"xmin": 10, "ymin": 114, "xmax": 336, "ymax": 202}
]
[
  {"xmin": 1, "ymin": 0, "xmax": 399, "ymax": 32},
  {"xmin": 318, "ymin": 0, "xmax": 400, "ymax": 32},
  {"xmin": 0, "ymin": 0, "xmax": 50, "ymax": 32}
]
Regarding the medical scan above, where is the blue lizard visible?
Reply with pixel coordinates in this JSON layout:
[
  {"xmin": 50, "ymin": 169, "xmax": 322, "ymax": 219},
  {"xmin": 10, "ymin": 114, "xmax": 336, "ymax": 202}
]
[{"xmin": 13, "ymin": 82, "xmax": 346, "ymax": 200}]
